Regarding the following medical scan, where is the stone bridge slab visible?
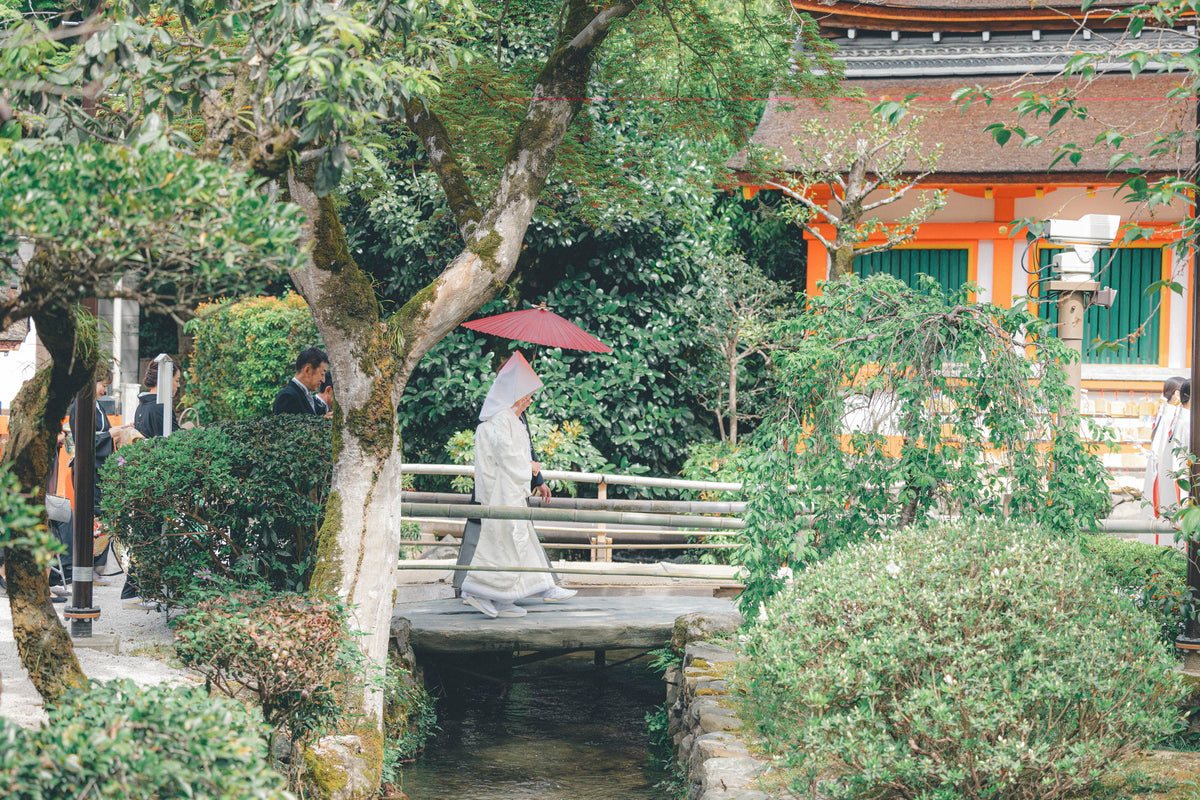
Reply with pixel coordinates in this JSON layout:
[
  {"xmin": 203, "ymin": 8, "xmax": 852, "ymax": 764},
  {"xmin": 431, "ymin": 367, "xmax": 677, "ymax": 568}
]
[{"xmin": 393, "ymin": 595, "xmax": 738, "ymax": 654}]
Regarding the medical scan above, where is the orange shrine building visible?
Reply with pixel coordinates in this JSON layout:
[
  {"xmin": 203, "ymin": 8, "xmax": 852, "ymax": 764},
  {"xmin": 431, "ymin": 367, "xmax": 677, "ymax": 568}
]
[{"xmin": 734, "ymin": 0, "xmax": 1198, "ymax": 484}]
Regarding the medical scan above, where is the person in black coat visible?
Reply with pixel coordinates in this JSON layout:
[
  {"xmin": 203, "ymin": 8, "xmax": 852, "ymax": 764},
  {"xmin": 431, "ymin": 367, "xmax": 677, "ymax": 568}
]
[
  {"xmin": 272, "ymin": 347, "xmax": 328, "ymax": 415},
  {"xmin": 133, "ymin": 360, "xmax": 182, "ymax": 439},
  {"xmin": 314, "ymin": 371, "xmax": 334, "ymax": 417}
]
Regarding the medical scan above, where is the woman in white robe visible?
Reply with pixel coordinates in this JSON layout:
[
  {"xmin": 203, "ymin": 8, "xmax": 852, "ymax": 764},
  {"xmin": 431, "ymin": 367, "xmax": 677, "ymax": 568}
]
[
  {"xmin": 1144, "ymin": 388, "xmax": 1181, "ymax": 517},
  {"xmin": 1149, "ymin": 380, "xmax": 1192, "ymax": 518},
  {"xmin": 461, "ymin": 353, "xmax": 558, "ymax": 618}
]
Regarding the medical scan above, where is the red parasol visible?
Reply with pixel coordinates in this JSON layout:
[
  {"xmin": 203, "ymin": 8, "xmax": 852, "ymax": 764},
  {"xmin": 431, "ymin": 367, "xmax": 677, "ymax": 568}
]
[{"xmin": 461, "ymin": 304, "xmax": 612, "ymax": 353}]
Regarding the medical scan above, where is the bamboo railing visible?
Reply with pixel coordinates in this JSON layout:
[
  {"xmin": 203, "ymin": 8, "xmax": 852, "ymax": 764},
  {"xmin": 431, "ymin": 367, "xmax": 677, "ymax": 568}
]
[{"xmin": 400, "ymin": 464, "xmax": 744, "ymax": 566}]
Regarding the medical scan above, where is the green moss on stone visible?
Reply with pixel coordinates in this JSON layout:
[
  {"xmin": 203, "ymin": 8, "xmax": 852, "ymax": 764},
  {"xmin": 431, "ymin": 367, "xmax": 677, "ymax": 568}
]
[
  {"xmin": 356, "ymin": 725, "xmax": 384, "ymax": 793},
  {"xmin": 301, "ymin": 746, "xmax": 350, "ymax": 797}
]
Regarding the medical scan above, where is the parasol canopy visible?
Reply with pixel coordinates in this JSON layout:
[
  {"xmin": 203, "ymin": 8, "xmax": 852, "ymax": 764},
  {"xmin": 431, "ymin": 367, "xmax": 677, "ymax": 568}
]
[{"xmin": 461, "ymin": 304, "xmax": 612, "ymax": 353}]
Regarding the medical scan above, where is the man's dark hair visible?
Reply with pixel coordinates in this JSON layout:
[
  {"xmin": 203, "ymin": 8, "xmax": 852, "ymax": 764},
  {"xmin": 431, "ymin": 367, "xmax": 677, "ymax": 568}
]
[
  {"xmin": 295, "ymin": 347, "xmax": 328, "ymax": 373},
  {"xmin": 320, "ymin": 370, "xmax": 333, "ymax": 392},
  {"xmin": 1164, "ymin": 376, "xmax": 1186, "ymax": 401},
  {"xmin": 1182, "ymin": 380, "xmax": 1192, "ymax": 407}
]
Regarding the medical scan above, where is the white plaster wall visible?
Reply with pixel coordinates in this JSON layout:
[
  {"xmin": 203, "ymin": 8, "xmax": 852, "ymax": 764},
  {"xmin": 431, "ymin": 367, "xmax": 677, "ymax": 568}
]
[
  {"xmin": 975, "ymin": 239, "xmax": 994, "ymax": 303},
  {"xmin": 854, "ymin": 187, "xmax": 995, "ymax": 224},
  {"xmin": 1168, "ymin": 247, "xmax": 1189, "ymax": 370},
  {"xmin": 1014, "ymin": 186, "xmax": 1187, "ymax": 225},
  {"xmin": 0, "ymin": 320, "xmax": 37, "ymax": 414}
]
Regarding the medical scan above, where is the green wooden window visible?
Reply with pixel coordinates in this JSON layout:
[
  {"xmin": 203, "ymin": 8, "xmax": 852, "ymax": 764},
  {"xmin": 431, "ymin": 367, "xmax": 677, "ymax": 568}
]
[
  {"xmin": 853, "ymin": 248, "xmax": 969, "ymax": 294},
  {"xmin": 1036, "ymin": 247, "xmax": 1162, "ymax": 366}
]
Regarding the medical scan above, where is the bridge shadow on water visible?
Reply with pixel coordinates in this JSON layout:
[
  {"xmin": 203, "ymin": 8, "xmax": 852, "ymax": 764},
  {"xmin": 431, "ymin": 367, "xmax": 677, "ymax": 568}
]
[{"xmin": 401, "ymin": 649, "xmax": 673, "ymax": 800}]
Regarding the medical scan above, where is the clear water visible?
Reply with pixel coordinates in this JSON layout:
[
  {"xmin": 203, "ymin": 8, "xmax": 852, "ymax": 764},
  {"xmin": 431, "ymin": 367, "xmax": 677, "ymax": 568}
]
[{"xmin": 399, "ymin": 650, "xmax": 671, "ymax": 800}]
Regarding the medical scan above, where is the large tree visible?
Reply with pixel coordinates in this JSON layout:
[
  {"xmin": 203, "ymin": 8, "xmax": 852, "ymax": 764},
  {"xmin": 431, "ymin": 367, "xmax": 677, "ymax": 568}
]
[{"xmin": 2, "ymin": 1, "xmax": 836, "ymax": 790}]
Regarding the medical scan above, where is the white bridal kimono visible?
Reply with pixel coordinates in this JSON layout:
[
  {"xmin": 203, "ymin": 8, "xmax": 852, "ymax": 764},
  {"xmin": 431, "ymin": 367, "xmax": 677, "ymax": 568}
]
[
  {"xmin": 1144, "ymin": 401, "xmax": 1179, "ymax": 516},
  {"xmin": 460, "ymin": 355, "xmax": 556, "ymax": 603},
  {"xmin": 1145, "ymin": 403, "xmax": 1190, "ymax": 517}
]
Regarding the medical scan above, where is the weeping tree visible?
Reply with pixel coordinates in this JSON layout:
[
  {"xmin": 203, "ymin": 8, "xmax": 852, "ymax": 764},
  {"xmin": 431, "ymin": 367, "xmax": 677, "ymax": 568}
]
[
  {"xmin": 735, "ymin": 274, "xmax": 1112, "ymax": 615},
  {"xmin": 0, "ymin": 140, "xmax": 304, "ymax": 701},
  {"xmin": 2, "ymin": 1, "xmax": 836, "ymax": 789}
]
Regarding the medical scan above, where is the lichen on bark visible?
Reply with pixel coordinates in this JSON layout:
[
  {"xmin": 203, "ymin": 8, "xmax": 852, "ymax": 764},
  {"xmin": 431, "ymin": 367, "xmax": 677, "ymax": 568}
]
[{"xmin": 308, "ymin": 491, "xmax": 345, "ymax": 597}]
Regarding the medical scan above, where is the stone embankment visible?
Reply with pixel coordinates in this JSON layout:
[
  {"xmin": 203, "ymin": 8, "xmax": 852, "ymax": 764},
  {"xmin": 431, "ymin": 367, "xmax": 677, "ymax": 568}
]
[{"xmin": 665, "ymin": 611, "xmax": 775, "ymax": 800}]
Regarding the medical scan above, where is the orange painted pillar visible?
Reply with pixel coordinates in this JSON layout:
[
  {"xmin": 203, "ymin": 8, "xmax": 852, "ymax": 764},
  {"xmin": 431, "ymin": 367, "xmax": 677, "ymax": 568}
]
[
  {"xmin": 806, "ymin": 235, "xmax": 829, "ymax": 297},
  {"xmin": 992, "ymin": 196, "xmax": 1016, "ymax": 308}
]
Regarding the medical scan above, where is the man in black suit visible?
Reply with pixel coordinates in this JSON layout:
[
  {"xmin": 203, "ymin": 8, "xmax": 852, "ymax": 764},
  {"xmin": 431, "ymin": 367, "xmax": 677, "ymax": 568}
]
[{"xmin": 272, "ymin": 347, "xmax": 329, "ymax": 415}]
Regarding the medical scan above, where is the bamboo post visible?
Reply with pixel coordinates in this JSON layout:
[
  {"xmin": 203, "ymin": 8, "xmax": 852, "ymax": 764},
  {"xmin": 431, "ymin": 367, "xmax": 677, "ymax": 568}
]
[{"xmin": 594, "ymin": 479, "xmax": 609, "ymax": 562}]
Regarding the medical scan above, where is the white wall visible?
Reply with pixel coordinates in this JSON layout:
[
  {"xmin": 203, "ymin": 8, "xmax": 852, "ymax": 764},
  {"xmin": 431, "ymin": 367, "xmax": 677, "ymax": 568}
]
[{"xmin": 0, "ymin": 319, "xmax": 38, "ymax": 414}]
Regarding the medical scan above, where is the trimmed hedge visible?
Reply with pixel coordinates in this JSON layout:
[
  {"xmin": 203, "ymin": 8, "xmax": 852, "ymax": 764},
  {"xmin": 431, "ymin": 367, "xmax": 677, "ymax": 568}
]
[
  {"xmin": 183, "ymin": 294, "xmax": 320, "ymax": 424},
  {"xmin": 736, "ymin": 521, "xmax": 1184, "ymax": 800},
  {"xmin": 100, "ymin": 416, "xmax": 330, "ymax": 603}
]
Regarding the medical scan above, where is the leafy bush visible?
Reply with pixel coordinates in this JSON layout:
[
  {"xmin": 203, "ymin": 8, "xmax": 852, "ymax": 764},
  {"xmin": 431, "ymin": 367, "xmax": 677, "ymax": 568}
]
[
  {"xmin": 183, "ymin": 294, "xmax": 320, "ymax": 424},
  {"xmin": 735, "ymin": 275, "xmax": 1112, "ymax": 613},
  {"xmin": 0, "ymin": 465, "xmax": 63, "ymax": 569},
  {"xmin": 736, "ymin": 521, "xmax": 1183, "ymax": 800},
  {"xmin": 676, "ymin": 442, "xmax": 748, "ymax": 564},
  {"xmin": 1081, "ymin": 534, "xmax": 1188, "ymax": 646},
  {"xmin": 0, "ymin": 680, "xmax": 291, "ymax": 800},
  {"xmin": 175, "ymin": 590, "xmax": 355, "ymax": 748},
  {"xmin": 381, "ymin": 672, "xmax": 438, "ymax": 783},
  {"xmin": 100, "ymin": 416, "xmax": 331, "ymax": 603}
]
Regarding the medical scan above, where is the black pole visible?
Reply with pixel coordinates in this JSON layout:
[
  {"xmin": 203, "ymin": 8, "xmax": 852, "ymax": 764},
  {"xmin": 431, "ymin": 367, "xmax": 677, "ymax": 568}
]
[{"xmin": 65, "ymin": 298, "xmax": 99, "ymax": 637}]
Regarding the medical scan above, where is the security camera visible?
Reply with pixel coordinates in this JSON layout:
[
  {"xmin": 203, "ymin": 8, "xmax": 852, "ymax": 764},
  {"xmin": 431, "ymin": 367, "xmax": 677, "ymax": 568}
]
[
  {"xmin": 1044, "ymin": 214, "xmax": 1120, "ymax": 282},
  {"xmin": 1045, "ymin": 214, "xmax": 1121, "ymax": 247}
]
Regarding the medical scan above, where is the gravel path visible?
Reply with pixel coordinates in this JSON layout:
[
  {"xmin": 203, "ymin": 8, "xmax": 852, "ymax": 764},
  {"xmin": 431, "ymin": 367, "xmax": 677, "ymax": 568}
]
[{"xmin": 0, "ymin": 570, "xmax": 202, "ymax": 728}]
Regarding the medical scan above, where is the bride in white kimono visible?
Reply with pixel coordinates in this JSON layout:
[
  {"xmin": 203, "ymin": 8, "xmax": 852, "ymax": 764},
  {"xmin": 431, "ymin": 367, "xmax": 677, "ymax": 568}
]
[{"xmin": 461, "ymin": 353, "xmax": 574, "ymax": 618}]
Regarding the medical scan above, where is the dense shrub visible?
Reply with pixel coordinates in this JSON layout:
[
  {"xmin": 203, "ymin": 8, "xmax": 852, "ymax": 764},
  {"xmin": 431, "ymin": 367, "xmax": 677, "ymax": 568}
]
[
  {"xmin": 736, "ymin": 521, "xmax": 1183, "ymax": 800},
  {"xmin": 100, "ymin": 416, "xmax": 331, "ymax": 603},
  {"xmin": 175, "ymin": 591, "xmax": 354, "ymax": 747},
  {"xmin": 344, "ymin": 140, "xmax": 803, "ymax": 480},
  {"xmin": 183, "ymin": 294, "xmax": 320, "ymax": 424},
  {"xmin": 1081, "ymin": 534, "xmax": 1189, "ymax": 646},
  {"xmin": 0, "ymin": 680, "xmax": 291, "ymax": 800}
]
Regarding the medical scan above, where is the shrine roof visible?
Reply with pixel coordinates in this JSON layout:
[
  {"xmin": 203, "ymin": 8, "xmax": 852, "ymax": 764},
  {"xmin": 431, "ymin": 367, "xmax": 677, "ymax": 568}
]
[{"xmin": 732, "ymin": 72, "xmax": 1193, "ymax": 180}]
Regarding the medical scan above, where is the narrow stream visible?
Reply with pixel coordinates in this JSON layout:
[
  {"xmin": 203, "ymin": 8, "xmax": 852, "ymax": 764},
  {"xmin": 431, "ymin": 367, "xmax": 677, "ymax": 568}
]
[{"xmin": 400, "ymin": 650, "xmax": 672, "ymax": 800}]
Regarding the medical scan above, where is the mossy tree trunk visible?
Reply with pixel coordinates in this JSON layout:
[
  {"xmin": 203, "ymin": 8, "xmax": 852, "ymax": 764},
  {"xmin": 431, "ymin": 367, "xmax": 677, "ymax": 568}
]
[
  {"xmin": 286, "ymin": 168, "xmax": 404, "ymax": 745},
  {"xmin": 2, "ymin": 302, "xmax": 95, "ymax": 702},
  {"xmin": 283, "ymin": 4, "xmax": 635, "ymax": 792}
]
